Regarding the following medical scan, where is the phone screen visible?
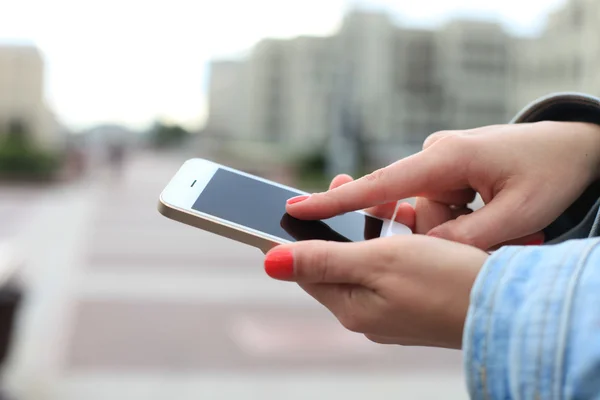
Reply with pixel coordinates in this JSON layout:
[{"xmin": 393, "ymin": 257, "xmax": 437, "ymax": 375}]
[{"xmin": 191, "ymin": 168, "xmax": 383, "ymax": 242}]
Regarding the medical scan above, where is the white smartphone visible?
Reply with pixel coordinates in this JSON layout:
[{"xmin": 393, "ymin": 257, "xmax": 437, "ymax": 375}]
[{"xmin": 158, "ymin": 158, "xmax": 411, "ymax": 252}]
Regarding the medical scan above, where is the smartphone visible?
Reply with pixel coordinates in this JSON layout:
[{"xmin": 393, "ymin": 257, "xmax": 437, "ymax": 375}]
[{"xmin": 158, "ymin": 158, "xmax": 411, "ymax": 253}]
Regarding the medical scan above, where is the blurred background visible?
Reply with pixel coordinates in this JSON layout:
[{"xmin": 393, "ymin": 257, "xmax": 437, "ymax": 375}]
[{"xmin": 0, "ymin": 0, "xmax": 596, "ymax": 398}]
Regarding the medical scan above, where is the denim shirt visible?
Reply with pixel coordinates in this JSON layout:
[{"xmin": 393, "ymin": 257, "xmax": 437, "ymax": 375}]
[{"xmin": 463, "ymin": 93, "xmax": 600, "ymax": 399}]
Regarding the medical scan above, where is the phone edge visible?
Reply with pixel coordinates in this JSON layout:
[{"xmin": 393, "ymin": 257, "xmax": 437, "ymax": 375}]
[{"xmin": 157, "ymin": 198, "xmax": 282, "ymax": 254}]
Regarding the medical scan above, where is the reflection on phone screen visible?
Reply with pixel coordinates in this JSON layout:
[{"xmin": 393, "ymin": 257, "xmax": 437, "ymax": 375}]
[{"xmin": 280, "ymin": 213, "xmax": 381, "ymax": 242}]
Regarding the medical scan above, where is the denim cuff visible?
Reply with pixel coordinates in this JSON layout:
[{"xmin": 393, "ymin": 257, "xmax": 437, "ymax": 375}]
[{"xmin": 463, "ymin": 239, "xmax": 600, "ymax": 399}]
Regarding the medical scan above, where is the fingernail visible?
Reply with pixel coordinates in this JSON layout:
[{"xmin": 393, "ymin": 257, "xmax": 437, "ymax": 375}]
[
  {"xmin": 287, "ymin": 195, "xmax": 309, "ymax": 205},
  {"xmin": 264, "ymin": 249, "xmax": 294, "ymax": 279},
  {"xmin": 526, "ymin": 239, "xmax": 544, "ymax": 246}
]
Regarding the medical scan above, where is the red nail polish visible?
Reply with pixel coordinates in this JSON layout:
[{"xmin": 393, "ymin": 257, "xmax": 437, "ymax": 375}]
[
  {"xmin": 264, "ymin": 249, "xmax": 294, "ymax": 279},
  {"xmin": 526, "ymin": 239, "xmax": 544, "ymax": 246},
  {"xmin": 287, "ymin": 195, "xmax": 309, "ymax": 205}
]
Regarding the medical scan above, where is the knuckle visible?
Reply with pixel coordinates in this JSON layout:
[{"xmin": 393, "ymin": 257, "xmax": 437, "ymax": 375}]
[
  {"xmin": 360, "ymin": 168, "xmax": 390, "ymax": 202},
  {"xmin": 449, "ymin": 217, "xmax": 481, "ymax": 247},
  {"xmin": 305, "ymin": 244, "xmax": 333, "ymax": 282},
  {"xmin": 372, "ymin": 241, "xmax": 400, "ymax": 273},
  {"xmin": 430, "ymin": 222, "xmax": 474, "ymax": 246},
  {"xmin": 312, "ymin": 190, "xmax": 346, "ymax": 214},
  {"xmin": 423, "ymin": 130, "xmax": 468, "ymax": 150},
  {"xmin": 423, "ymin": 130, "xmax": 451, "ymax": 149},
  {"xmin": 442, "ymin": 132, "xmax": 469, "ymax": 149},
  {"xmin": 308, "ymin": 191, "xmax": 325, "ymax": 202},
  {"xmin": 363, "ymin": 168, "xmax": 386, "ymax": 184}
]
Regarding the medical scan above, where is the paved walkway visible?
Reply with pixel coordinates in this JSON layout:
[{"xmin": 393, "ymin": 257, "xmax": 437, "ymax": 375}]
[{"xmin": 3, "ymin": 153, "xmax": 468, "ymax": 400}]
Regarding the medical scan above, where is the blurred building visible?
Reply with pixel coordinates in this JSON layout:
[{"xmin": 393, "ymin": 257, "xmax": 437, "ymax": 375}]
[
  {"xmin": 207, "ymin": 36, "xmax": 336, "ymax": 156},
  {"xmin": 205, "ymin": 60, "xmax": 246, "ymax": 139},
  {"xmin": 511, "ymin": 0, "xmax": 600, "ymax": 113},
  {"xmin": 436, "ymin": 21, "xmax": 510, "ymax": 129},
  {"xmin": 0, "ymin": 45, "xmax": 63, "ymax": 151},
  {"xmin": 205, "ymin": 11, "xmax": 512, "ymax": 163}
]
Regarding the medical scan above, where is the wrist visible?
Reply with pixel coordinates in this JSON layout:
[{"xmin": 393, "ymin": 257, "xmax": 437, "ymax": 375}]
[
  {"xmin": 553, "ymin": 121, "xmax": 600, "ymax": 183},
  {"xmin": 577, "ymin": 122, "xmax": 600, "ymax": 182}
]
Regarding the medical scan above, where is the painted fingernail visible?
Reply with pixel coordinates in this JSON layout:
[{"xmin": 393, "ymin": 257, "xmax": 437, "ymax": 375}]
[
  {"xmin": 264, "ymin": 249, "xmax": 294, "ymax": 280},
  {"xmin": 526, "ymin": 239, "xmax": 544, "ymax": 246},
  {"xmin": 287, "ymin": 195, "xmax": 309, "ymax": 205}
]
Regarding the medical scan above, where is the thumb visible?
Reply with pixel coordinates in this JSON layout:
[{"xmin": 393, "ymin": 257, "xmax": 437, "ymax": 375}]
[
  {"xmin": 427, "ymin": 191, "xmax": 530, "ymax": 250},
  {"xmin": 264, "ymin": 241, "xmax": 370, "ymax": 284}
]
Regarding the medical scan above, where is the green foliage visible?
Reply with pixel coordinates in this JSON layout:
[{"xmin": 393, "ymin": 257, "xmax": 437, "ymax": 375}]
[
  {"xmin": 0, "ymin": 130, "xmax": 61, "ymax": 179},
  {"xmin": 297, "ymin": 148, "xmax": 327, "ymax": 176},
  {"xmin": 293, "ymin": 137, "xmax": 370, "ymax": 189},
  {"xmin": 294, "ymin": 146, "xmax": 329, "ymax": 190},
  {"xmin": 148, "ymin": 121, "xmax": 191, "ymax": 148}
]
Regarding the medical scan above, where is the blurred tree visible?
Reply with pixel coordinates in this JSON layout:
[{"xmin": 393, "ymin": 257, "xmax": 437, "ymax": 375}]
[
  {"xmin": 294, "ymin": 143, "xmax": 328, "ymax": 189},
  {"xmin": 6, "ymin": 118, "xmax": 30, "ymax": 147},
  {"xmin": 148, "ymin": 121, "xmax": 192, "ymax": 149},
  {"xmin": 0, "ymin": 120, "xmax": 61, "ymax": 180},
  {"xmin": 297, "ymin": 146, "xmax": 327, "ymax": 175}
]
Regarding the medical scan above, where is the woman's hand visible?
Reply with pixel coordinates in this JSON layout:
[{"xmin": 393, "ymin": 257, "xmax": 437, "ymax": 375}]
[
  {"xmin": 287, "ymin": 122, "xmax": 600, "ymax": 250},
  {"xmin": 264, "ymin": 235, "xmax": 487, "ymax": 349}
]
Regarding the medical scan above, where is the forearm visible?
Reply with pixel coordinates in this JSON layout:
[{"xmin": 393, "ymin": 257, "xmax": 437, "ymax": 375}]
[{"xmin": 464, "ymin": 239, "xmax": 600, "ymax": 399}]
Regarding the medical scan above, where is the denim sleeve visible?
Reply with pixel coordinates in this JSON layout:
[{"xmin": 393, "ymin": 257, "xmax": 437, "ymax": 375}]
[
  {"xmin": 511, "ymin": 93, "xmax": 600, "ymax": 242},
  {"xmin": 463, "ymin": 238, "xmax": 600, "ymax": 399}
]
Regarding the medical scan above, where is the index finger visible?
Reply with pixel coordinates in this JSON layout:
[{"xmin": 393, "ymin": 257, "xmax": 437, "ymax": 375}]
[{"xmin": 287, "ymin": 148, "xmax": 463, "ymax": 220}]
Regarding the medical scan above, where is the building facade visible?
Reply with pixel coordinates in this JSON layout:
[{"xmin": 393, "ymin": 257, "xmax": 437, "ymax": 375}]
[
  {"xmin": 205, "ymin": 11, "xmax": 513, "ymax": 163},
  {"xmin": 0, "ymin": 45, "xmax": 62, "ymax": 151},
  {"xmin": 204, "ymin": 60, "xmax": 246, "ymax": 139},
  {"xmin": 510, "ymin": 0, "xmax": 600, "ymax": 114}
]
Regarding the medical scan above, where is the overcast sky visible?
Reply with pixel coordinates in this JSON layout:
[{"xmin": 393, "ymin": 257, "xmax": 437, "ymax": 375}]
[{"xmin": 0, "ymin": 0, "xmax": 566, "ymax": 130}]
